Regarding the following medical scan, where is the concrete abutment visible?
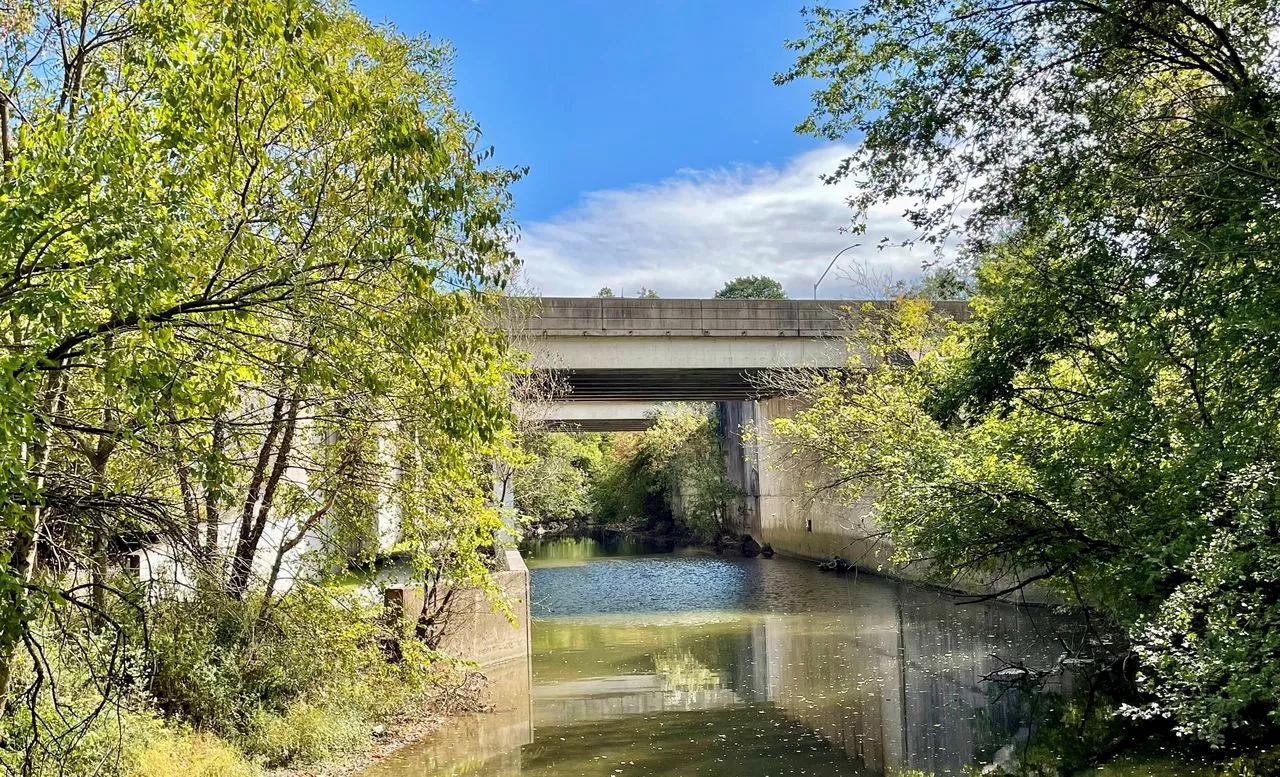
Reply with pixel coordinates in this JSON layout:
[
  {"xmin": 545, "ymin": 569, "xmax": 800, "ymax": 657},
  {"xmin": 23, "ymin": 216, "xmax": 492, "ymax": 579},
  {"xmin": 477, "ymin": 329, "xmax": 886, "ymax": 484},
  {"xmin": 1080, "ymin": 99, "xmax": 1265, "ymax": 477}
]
[{"xmin": 715, "ymin": 398, "xmax": 899, "ymax": 574}]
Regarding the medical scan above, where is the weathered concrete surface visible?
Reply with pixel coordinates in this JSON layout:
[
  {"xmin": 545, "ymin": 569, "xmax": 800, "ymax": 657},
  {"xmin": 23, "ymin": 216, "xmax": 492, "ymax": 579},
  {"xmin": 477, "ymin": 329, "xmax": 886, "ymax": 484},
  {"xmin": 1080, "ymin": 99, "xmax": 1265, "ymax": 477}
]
[
  {"xmin": 438, "ymin": 549, "xmax": 532, "ymax": 667},
  {"xmin": 518, "ymin": 297, "xmax": 856, "ymax": 337},
  {"xmin": 515, "ymin": 297, "xmax": 868, "ymax": 401},
  {"xmin": 387, "ymin": 549, "xmax": 532, "ymax": 668},
  {"xmin": 718, "ymin": 398, "xmax": 900, "ymax": 572}
]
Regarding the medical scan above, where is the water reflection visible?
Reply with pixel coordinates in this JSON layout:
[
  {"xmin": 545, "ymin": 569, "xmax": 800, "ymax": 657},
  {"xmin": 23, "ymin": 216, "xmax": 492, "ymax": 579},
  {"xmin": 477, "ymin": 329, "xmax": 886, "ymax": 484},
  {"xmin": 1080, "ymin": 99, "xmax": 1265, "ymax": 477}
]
[
  {"xmin": 363, "ymin": 549, "xmax": 1071, "ymax": 777},
  {"xmin": 522, "ymin": 530, "xmax": 681, "ymax": 567}
]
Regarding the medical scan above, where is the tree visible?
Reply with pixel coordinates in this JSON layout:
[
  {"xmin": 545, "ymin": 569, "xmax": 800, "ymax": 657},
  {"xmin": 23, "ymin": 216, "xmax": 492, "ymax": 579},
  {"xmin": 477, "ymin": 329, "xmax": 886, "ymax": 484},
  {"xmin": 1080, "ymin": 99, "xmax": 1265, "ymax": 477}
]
[
  {"xmin": 0, "ymin": 0, "xmax": 522, "ymax": 758},
  {"xmin": 514, "ymin": 433, "xmax": 605, "ymax": 524},
  {"xmin": 636, "ymin": 287, "xmax": 660, "ymax": 299},
  {"xmin": 595, "ymin": 287, "xmax": 615, "ymax": 298},
  {"xmin": 777, "ymin": 0, "xmax": 1280, "ymax": 745},
  {"xmin": 592, "ymin": 406, "xmax": 735, "ymax": 536},
  {"xmin": 714, "ymin": 276, "xmax": 787, "ymax": 299}
]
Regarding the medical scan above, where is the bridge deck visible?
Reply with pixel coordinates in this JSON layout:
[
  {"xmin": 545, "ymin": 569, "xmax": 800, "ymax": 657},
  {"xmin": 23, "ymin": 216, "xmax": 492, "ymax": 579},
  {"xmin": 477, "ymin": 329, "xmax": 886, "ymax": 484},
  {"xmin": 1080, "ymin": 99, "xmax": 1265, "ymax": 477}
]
[{"xmin": 509, "ymin": 298, "xmax": 967, "ymax": 401}]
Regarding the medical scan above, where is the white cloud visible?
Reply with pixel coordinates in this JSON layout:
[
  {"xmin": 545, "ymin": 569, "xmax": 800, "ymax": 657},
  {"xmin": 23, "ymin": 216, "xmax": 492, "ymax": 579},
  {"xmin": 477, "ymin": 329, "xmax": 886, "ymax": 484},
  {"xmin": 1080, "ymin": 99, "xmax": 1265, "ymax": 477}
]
[{"xmin": 515, "ymin": 145, "xmax": 952, "ymax": 299}]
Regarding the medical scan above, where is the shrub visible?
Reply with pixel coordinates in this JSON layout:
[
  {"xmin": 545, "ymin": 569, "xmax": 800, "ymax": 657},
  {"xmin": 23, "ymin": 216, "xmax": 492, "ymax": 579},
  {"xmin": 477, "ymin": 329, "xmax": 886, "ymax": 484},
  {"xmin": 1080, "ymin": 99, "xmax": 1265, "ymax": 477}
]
[
  {"xmin": 146, "ymin": 584, "xmax": 386, "ymax": 735},
  {"xmin": 238, "ymin": 703, "xmax": 367, "ymax": 768},
  {"xmin": 127, "ymin": 722, "xmax": 259, "ymax": 777}
]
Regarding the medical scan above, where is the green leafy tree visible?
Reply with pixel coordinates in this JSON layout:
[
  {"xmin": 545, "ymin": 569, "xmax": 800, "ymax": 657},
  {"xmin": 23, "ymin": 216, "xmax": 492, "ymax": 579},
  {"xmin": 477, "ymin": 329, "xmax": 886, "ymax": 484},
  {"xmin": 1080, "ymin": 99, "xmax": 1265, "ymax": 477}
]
[
  {"xmin": 514, "ymin": 432, "xmax": 606, "ymax": 524},
  {"xmin": 593, "ymin": 406, "xmax": 735, "ymax": 537},
  {"xmin": 0, "ymin": 0, "xmax": 523, "ymax": 763},
  {"xmin": 595, "ymin": 287, "xmax": 615, "ymax": 298},
  {"xmin": 635, "ymin": 287, "xmax": 660, "ymax": 299},
  {"xmin": 714, "ymin": 275, "xmax": 788, "ymax": 300},
  {"xmin": 777, "ymin": 0, "xmax": 1280, "ymax": 745}
]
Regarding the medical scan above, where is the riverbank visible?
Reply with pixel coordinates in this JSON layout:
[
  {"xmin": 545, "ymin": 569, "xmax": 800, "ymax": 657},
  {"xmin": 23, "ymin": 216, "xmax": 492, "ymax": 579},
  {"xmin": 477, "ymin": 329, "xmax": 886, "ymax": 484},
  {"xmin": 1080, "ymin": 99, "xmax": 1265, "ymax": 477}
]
[
  {"xmin": 265, "ymin": 670, "xmax": 490, "ymax": 777},
  {"xmin": 120, "ymin": 665, "xmax": 491, "ymax": 777},
  {"xmin": 1, "ymin": 548, "xmax": 535, "ymax": 777}
]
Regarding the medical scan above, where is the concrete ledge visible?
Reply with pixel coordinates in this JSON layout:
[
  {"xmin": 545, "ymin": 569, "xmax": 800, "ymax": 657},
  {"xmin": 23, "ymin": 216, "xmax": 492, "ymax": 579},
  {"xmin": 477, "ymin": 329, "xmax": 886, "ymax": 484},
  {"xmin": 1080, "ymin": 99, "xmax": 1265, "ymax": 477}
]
[
  {"xmin": 384, "ymin": 549, "xmax": 532, "ymax": 668},
  {"xmin": 513, "ymin": 298, "xmax": 970, "ymax": 337},
  {"xmin": 520, "ymin": 297, "xmax": 848, "ymax": 337}
]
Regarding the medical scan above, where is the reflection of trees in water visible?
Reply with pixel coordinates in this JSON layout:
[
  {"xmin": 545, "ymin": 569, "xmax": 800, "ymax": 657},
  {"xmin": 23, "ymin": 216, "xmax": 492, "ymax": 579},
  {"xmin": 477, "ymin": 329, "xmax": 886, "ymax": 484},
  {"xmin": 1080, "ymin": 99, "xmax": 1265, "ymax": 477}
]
[
  {"xmin": 522, "ymin": 531, "xmax": 677, "ymax": 564},
  {"xmin": 515, "ymin": 556, "xmax": 1082, "ymax": 777},
  {"xmin": 653, "ymin": 648, "xmax": 724, "ymax": 694}
]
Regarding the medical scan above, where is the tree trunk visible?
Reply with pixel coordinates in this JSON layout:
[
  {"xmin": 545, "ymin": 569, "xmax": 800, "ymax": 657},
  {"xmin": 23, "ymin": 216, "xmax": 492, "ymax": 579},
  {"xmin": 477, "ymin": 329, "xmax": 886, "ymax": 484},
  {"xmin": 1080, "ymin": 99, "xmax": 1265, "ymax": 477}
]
[
  {"xmin": 169, "ymin": 416, "xmax": 201, "ymax": 555},
  {"xmin": 88, "ymin": 391, "xmax": 119, "ymax": 631},
  {"xmin": 228, "ymin": 394, "xmax": 300, "ymax": 598},
  {"xmin": 88, "ymin": 448, "xmax": 113, "ymax": 632},
  {"xmin": 226, "ymin": 396, "xmax": 286, "ymax": 597},
  {"xmin": 0, "ymin": 94, "xmax": 11, "ymax": 167},
  {"xmin": 0, "ymin": 368, "xmax": 68, "ymax": 714}
]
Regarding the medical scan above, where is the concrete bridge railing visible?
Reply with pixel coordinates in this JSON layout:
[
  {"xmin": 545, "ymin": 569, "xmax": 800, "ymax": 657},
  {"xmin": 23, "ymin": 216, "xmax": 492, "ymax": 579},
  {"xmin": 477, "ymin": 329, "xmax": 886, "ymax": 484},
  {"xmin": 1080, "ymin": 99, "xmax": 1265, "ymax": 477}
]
[{"xmin": 515, "ymin": 297, "xmax": 850, "ymax": 337}]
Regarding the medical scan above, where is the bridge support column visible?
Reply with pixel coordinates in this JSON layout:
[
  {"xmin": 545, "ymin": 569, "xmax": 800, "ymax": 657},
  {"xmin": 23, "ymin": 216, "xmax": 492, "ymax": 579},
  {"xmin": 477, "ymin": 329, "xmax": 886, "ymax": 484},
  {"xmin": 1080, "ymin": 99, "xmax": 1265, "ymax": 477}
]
[
  {"xmin": 717, "ymin": 399, "xmax": 889, "ymax": 567},
  {"xmin": 716, "ymin": 400, "xmax": 763, "ymax": 537}
]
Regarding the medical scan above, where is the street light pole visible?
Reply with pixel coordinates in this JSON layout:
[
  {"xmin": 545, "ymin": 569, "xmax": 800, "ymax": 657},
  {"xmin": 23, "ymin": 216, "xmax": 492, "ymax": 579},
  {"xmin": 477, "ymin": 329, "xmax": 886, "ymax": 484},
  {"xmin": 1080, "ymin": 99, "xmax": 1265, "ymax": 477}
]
[{"xmin": 814, "ymin": 244, "xmax": 860, "ymax": 299}]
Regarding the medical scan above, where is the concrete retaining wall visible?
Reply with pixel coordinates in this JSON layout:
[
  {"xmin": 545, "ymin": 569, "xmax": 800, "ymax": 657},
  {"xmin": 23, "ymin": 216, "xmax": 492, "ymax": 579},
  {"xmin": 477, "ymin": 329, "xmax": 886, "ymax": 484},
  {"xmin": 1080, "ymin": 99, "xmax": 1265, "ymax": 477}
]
[
  {"xmin": 385, "ymin": 549, "xmax": 532, "ymax": 667},
  {"xmin": 718, "ymin": 398, "xmax": 901, "ymax": 573},
  {"xmin": 717, "ymin": 399, "xmax": 1053, "ymax": 600}
]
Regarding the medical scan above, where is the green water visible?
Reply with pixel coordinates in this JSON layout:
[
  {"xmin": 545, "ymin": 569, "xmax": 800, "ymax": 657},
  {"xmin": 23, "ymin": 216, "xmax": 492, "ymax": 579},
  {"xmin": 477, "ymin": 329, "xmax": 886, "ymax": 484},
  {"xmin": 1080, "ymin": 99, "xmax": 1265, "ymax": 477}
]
[{"xmin": 362, "ymin": 540, "xmax": 1077, "ymax": 777}]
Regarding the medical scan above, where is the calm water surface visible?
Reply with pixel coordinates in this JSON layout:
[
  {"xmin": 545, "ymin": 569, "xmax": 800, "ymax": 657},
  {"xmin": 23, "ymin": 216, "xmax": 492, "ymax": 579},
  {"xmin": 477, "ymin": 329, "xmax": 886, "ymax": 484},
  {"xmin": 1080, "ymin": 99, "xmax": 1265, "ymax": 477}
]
[{"xmin": 362, "ymin": 538, "xmax": 1071, "ymax": 777}]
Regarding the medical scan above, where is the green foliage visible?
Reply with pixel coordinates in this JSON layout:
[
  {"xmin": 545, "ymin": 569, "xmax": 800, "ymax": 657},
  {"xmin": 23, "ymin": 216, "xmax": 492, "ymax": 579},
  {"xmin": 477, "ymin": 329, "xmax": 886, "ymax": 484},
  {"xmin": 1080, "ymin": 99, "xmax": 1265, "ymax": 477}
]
[
  {"xmin": 636, "ymin": 287, "xmax": 660, "ymax": 299},
  {"xmin": 0, "ymin": 638, "xmax": 144, "ymax": 777},
  {"xmin": 0, "ymin": 582, "xmax": 470, "ymax": 774},
  {"xmin": 776, "ymin": 0, "xmax": 1280, "ymax": 746},
  {"xmin": 593, "ymin": 406, "xmax": 736, "ymax": 537},
  {"xmin": 516, "ymin": 408, "xmax": 736, "ymax": 537},
  {"xmin": 1126, "ymin": 492, "xmax": 1280, "ymax": 743},
  {"xmin": 514, "ymin": 432, "xmax": 606, "ymax": 523},
  {"xmin": 596, "ymin": 287, "xmax": 616, "ymax": 298},
  {"xmin": 127, "ymin": 724, "xmax": 260, "ymax": 777},
  {"xmin": 239, "ymin": 702, "xmax": 368, "ymax": 768},
  {"xmin": 147, "ymin": 585, "xmax": 376, "ymax": 732},
  {"xmin": 0, "ymin": 0, "xmax": 524, "ymax": 769},
  {"xmin": 714, "ymin": 275, "xmax": 788, "ymax": 300},
  {"xmin": 2, "ymin": 700, "xmax": 262, "ymax": 777}
]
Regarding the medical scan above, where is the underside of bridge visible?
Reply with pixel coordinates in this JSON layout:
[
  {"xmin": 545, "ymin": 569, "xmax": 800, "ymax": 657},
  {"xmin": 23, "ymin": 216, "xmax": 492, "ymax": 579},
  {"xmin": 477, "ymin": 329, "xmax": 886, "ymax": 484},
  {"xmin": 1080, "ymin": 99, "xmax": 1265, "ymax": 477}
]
[
  {"xmin": 516, "ymin": 298, "xmax": 867, "ymax": 407},
  {"xmin": 552, "ymin": 367, "xmax": 779, "ymax": 402},
  {"xmin": 535, "ymin": 401, "xmax": 668, "ymax": 432}
]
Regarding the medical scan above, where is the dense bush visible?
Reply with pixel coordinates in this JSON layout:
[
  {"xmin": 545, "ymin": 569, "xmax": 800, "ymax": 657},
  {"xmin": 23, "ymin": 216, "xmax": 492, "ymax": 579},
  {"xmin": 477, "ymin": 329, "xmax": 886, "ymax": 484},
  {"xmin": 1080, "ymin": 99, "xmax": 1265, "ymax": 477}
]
[
  {"xmin": 239, "ymin": 702, "xmax": 368, "ymax": 768},
  {"xmin": 148, "ymin": 585, "xmax": 373, "ymax": 730},
  {"xmin": 127, "ymin": 725, "xmax": 258, "ymax": 777},
  {"xmin": 0, "ymin": 581, "xmax": 474, "ymax": 775},
  {"xmin": 516, "ymin": 406, "xmax": 735, "ymax": 538},
  {"xmin": 514, "ymin": 433, "xmax": 607, "ymax": 524},
  {"xmin": 146, "ymin": 584, "xmax": 463, "ymax": 756},
  {"xmin": 591, "ymin": 406, "xmax": 737, "ymax": 537}
]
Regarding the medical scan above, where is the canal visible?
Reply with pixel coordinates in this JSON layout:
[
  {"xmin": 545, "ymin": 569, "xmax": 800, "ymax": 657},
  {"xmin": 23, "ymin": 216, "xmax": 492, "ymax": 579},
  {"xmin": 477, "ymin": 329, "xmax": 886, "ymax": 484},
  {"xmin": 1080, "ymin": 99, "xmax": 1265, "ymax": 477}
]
[{"xmin": 363, "ymin": 536, "xmax": 1074, "ymax": 776}]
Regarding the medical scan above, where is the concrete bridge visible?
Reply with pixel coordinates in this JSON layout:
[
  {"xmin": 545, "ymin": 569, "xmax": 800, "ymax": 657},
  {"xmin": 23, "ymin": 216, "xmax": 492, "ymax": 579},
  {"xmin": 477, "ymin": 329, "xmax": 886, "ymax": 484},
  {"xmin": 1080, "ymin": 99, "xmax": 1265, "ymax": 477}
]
[
  {"xmin": 516, "ymin": 297, "xmax": 858, "ymax": 429},
  {"xmin": 510, "ymin": 296, "xmax": 971, "ymax": 573},
  {"xmin": 515, "ymin": 296, "xmax": 967, "ymax": 428}
]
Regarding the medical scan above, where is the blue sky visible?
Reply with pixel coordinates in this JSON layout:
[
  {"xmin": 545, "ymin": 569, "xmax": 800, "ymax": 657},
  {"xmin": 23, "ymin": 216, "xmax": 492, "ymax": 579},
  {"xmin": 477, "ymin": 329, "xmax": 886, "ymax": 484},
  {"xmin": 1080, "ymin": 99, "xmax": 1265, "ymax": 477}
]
[{"xmin": 356, "ymin": 0, "xmax": 934, "ymax": 297}]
